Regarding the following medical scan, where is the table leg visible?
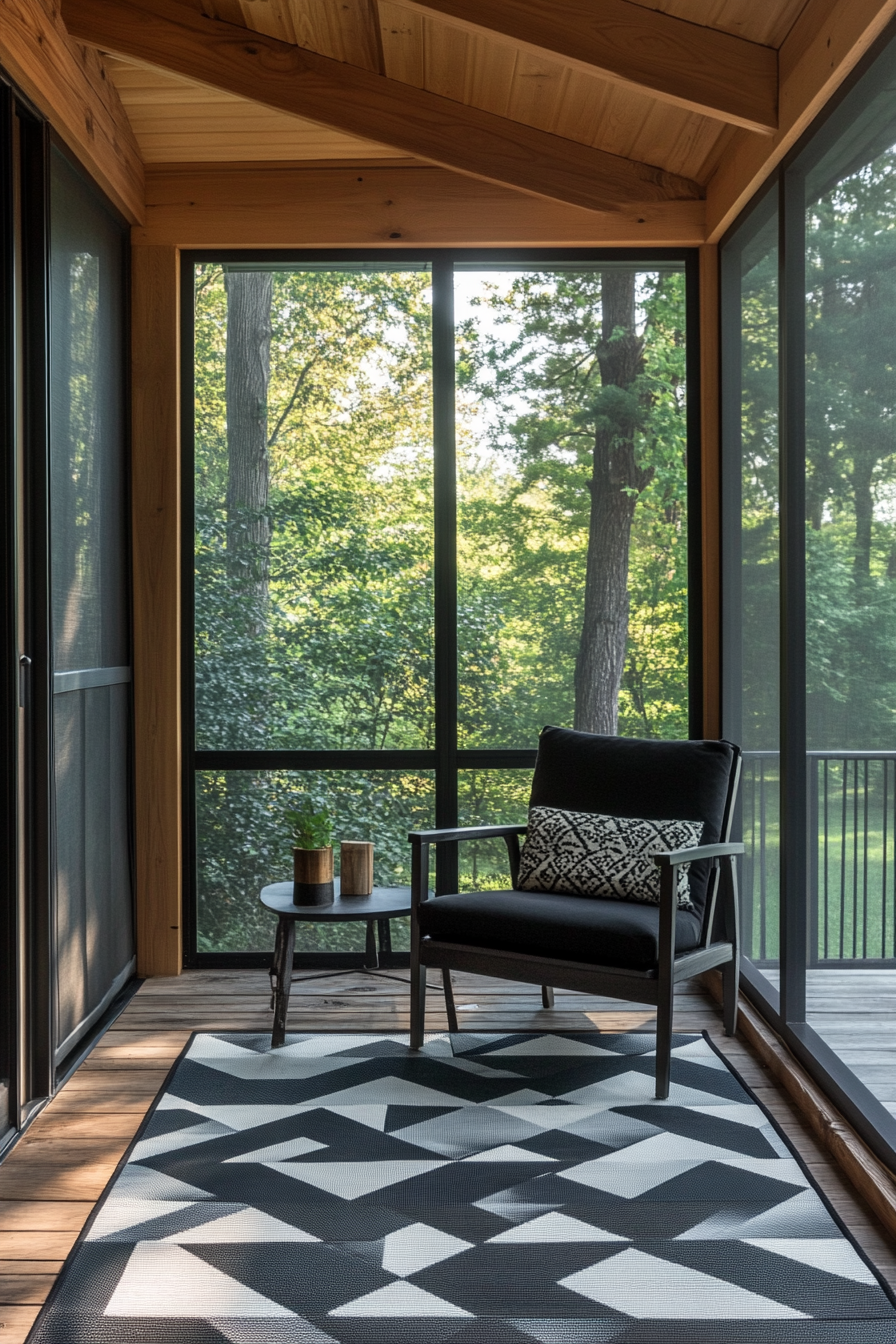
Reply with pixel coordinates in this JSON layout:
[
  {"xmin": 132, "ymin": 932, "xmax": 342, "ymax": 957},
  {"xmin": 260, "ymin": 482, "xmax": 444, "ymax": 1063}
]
[
  {"xmin": 365, "ymin": 919, "xmax": 378, "ymax": 968},
  {"xmin": 442, "ymin": 968, "xmax": 459, "ymax": 1033},
  {"xmin": 377, "ymin": 918, "xmax": 392, "ymax": 963},
  {"xmin": 271, "ymin": 917, "xmax": 296, "ymax": 1049}
]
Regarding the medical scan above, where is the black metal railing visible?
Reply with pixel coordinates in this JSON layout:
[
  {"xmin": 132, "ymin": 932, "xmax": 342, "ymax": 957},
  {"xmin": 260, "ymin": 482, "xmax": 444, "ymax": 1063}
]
[{"xmin": 741, "ymin": 750, "xmax": 896, "ymax": 966}]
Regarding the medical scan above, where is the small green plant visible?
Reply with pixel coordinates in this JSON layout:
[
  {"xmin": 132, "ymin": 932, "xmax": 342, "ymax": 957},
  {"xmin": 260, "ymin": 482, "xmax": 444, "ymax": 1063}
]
[{"xmin": 284, "ymin": 800, "xmax": 333, "ymax": 850}]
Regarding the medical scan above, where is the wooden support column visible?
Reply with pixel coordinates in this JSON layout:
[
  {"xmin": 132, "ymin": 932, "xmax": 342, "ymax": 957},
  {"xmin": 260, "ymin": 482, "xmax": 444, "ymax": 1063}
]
[
  {"xmin": 700, "ymin": 243, "xmax": 721, "ymax": 739},
  {"xmin": 132, "ymin": 245, "xmax": 182, "ymax": 976}
]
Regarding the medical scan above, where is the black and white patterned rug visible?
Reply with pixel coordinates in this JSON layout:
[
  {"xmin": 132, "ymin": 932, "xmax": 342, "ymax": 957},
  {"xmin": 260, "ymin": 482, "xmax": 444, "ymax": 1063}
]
[{"xmin": 28, "ymin": 1031, "xmax": 896, "ymax": 1343}]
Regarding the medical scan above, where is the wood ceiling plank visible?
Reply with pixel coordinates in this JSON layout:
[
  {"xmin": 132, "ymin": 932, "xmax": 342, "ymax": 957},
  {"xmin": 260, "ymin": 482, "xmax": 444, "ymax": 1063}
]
[
  {"xmin": 422, "ymin": 11, "xmax": 469, "ymax": 102},
  {"xmin": 235, "ymin": 0, "xmax": 296, "ymax": 42},
  {"xmin": 105, "ymin": 56, "xmax": 400, "ymax": 161},
  {"xmin": 288, "ymin": 0, "xmax": 382, "ymax": 71},
  {"xmin": 632, "ymin": 0, "xmax": 810, "ymax": 51},
  {"xmin": 504, "ymin": 46, "xmax": 570, "ymax": 137},
  {"xmin": 382, "ymin": 4, "xmax": 730, "ymax": 186},
  {"xmin": 62, "ymin": 0, "xmax": 704, "ymax": 211},
  {"xmin": 378, "ymin": 0, "xmax": 426, "ymax": 85},
  {"xmin": 0, "ymin": 0, "xmax": 143, "ymax": 223},
  {"xmin": 400, "ymin": 0, "xmax": 778, "ymax": 131},
  {"xmin": 463, "ymin": 29, "xmax": 517, "ymax": 119},
  {"xmin": 135, "ymin": 160, "xmax": 707, "ymax": 247},
  {"xmin": 706, "ymin": 0, "xmax": 896, "ymax": 241}
]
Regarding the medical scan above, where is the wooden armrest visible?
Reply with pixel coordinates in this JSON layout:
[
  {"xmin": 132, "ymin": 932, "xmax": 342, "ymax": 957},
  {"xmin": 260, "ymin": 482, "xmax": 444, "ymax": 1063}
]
[
  {"xmin": 653, "ymin": 841, "xmax": 745, "ymax": 868},
  {"xmin": 408, "ymin": 824, "xmax": 527, "ymax": 844}
]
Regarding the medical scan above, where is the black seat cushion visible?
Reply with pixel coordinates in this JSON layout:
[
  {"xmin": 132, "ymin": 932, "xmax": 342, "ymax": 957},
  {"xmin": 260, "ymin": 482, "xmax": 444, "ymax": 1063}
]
[
  {"xmin": 529, "ymin": 728, "xmax": 738, "ymax": 926},
  {"xmin": 418, "ymin": 889, "xmax": 703, "ymax": 972}
]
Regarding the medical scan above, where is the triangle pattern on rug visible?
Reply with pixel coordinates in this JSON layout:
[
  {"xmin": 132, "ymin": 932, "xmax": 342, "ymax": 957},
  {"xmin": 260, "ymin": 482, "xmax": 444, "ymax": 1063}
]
[
  {"xmin": 329, "ymin": 1281, "xmax": 473, "ymax": 1317},
  {"xmin": 104, "ymin": 1242, "xmax": 297, "ymax": 1317},
  {"xmin": 744, "ymin": 1237, "xmax": 879, "ymax": 1284},
  {"xmin": 488, "ymin": 1212, "xmax": 627, "ymax": 1243},
  {"xmin": 165, "ymin": 1208, "xmax": 322, "ymax": 1243},
  {"xmin": 225, "ymin": 1136, "xmax": 327, "ymax": 1163},
  {"xmin": 560, "ymin": 1247, "xmax": 810, "ymax": 1319},
  {"xmin": 262, "ymin": 1159, "xmax": 449, "ymax": 1198}
]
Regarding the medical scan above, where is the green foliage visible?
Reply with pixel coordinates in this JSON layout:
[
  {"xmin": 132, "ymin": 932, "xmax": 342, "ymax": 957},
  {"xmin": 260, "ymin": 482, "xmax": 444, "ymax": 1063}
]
[
  {"xmin": 284, "ymin": 799, "xmax": 333, "ymax": 850},
  {"xmin": 192, "ymin": 265, "xmax": 691, "ymax": 952}
]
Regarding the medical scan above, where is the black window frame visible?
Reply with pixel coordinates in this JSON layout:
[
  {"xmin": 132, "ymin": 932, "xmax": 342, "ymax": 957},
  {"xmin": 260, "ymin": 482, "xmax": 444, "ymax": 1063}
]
[
  {"xmin": 721, "ymin": 15, "xmax": 896, "ymax": 1174},
  {"xmin": 181, "ymin": 246, "xmax": 704, "ymax": 968}
]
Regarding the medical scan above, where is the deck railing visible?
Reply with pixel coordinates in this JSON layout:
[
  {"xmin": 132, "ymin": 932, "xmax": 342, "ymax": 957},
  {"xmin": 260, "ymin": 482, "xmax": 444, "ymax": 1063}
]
[{"xmin": 741, "ymin": 750, "xmax": 896, "ymax": 966}]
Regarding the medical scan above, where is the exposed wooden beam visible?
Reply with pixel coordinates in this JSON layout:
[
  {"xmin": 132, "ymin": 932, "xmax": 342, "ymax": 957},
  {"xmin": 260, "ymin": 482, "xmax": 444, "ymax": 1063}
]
[
  {"xmin": 0, "ymin": 0, "xmax": 143, "ymax": 223},
  {"xmin": 132, "ymin": 245, "xmax": 182, "ymax": 977},
  {"xmin": 61, "ymin": 0, "xmax": 702, "ymax": 214},
  {"xmin": 135, "ymin": 160, "xmax": 706, "ymax": 247},
  {"xmin": 707, "ymin": 0, "xmax": 896, "ymax": 241},
  {"xmin": 400, "ymin": 0, "xmax": 777, "ymax": 134}
]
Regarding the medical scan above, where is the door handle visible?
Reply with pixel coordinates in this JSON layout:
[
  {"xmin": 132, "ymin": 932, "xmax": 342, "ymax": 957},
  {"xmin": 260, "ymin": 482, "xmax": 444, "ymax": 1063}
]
[{"xmin": 18, "ymin": 654, "xmax": 31, "ymax": 708}]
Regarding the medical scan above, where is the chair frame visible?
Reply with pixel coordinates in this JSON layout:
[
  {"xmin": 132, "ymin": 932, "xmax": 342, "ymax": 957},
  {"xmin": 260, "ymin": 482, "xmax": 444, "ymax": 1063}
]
[{"xmin": 409, "ymin": 752, "xmax": 744, "ymax": 1099}]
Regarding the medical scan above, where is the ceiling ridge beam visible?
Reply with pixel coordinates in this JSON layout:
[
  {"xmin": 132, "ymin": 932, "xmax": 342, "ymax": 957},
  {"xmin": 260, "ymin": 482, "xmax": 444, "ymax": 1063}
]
[
  {"xmin": 60, "ymin": 0, "xmax": 702, "ymax": 214},
  {"xmin": 398, "ymin": 0, "xmax": 778, "ymax": 134}
]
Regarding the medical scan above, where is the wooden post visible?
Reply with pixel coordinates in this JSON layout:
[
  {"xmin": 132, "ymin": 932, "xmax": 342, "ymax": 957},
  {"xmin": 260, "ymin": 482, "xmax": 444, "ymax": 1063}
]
[{"xmin": 132, "ymin": 244, "xmax": 182, "ymax": 976}]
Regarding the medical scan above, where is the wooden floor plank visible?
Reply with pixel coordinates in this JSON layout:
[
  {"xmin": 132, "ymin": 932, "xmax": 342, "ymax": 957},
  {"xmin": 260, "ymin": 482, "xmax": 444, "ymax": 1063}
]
[
  {"xmin": 0, "ymin": 1304, "xmax": 41, "ymax": 1344},
  {"xmin": 1, "ymin": 966, "xmax": 895, "ymax": 1323}
]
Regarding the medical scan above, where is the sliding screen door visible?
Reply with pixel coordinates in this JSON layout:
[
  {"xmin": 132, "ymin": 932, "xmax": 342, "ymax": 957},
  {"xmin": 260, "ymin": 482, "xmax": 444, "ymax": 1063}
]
[{"xmin": 49, "ymin": 146, "xmax": 133, "ymax": 1065}]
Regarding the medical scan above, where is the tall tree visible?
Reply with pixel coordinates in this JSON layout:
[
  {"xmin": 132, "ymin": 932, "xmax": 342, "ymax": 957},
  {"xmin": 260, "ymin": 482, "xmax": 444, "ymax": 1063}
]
[
  {"xmin": 459, "ymin": 268, "xmax": 681, "ymax": 737},
  {"xmin": 224, "ymin": 269, "xmax": 273, "ymax": 619},
  {"xmin": 575, "ymin": 270, "xmax": 653, "ymax": 733}
]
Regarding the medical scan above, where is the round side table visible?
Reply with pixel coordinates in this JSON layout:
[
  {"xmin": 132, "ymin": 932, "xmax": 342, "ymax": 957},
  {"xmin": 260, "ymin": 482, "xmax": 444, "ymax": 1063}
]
[{"xmin": 260, "ymin": 879, "xmax": 412, "ymax": 1047}]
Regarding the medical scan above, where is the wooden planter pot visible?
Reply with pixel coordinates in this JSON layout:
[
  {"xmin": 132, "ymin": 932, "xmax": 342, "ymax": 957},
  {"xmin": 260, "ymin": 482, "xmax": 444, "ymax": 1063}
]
[{"xmin": 293, "ymin": 845, "xmax": 335, "ymax": 906}]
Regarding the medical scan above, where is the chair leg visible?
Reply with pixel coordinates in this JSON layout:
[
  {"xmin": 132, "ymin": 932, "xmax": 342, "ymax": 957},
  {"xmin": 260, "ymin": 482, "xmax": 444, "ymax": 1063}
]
[
  {"xmin": 410, "ymin": 948, "xmax": 426, "ymax": 1048},
  {"xmin": 443, "ymin": 969, "xmax": 459, "ymax": 1032},
  {"xmin": 271, "ymin": 918, "xmax": 296, "ymax": 1049},
  {"xmin": 541, "ymin": 985, "xmax": 554, "ymax": 1009},
  {"xmin": 654, "ymin": 978, "xmax": 674, "ymax": 1101},
  {"xmin": 722, "ymin": 953, "xmax": 740, "ymax": 1037}
]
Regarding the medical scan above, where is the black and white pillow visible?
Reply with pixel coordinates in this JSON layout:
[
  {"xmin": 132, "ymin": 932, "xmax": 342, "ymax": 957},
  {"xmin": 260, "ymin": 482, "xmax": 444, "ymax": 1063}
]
[{"xmin": 517, "ymin": 806, "xmax": 704, "ymax": 910}]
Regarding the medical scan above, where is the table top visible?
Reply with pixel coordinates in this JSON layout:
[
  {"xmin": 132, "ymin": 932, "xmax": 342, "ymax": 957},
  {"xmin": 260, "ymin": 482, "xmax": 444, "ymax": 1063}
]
[{"xmin": 259, "ymin": 879, "xmax": 412, "ymax": 921}]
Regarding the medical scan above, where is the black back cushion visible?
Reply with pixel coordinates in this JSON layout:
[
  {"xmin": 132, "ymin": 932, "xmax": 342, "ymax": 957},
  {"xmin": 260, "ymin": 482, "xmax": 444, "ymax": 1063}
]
[{"xmin": 528, "ymin": 727, "xmax": 739, "ymax": 925}]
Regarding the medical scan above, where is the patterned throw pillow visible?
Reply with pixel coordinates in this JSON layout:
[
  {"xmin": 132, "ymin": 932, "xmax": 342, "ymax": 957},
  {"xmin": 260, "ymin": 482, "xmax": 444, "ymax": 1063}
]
[{"xmin": 517, "ymin": 806, "xmax": 704, "ymax": 911}]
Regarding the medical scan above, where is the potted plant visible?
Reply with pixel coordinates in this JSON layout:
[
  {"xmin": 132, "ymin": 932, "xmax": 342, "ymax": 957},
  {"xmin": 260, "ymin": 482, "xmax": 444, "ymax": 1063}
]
[{"xmin": 285, "ymin": 799, "xmax": 335, "ymax": 906}]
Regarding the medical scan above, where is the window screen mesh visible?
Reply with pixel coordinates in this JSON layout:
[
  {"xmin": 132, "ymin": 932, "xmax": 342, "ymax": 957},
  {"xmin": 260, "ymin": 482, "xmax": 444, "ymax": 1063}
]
[
  {"xmin": 49, "ymin": 150, "xmax": 128, "ymax": 673},
  {"xmin": 49, "ymin": 147, "xmax": 133, "ymax": 1058},
  {"xmin": 53, "ymin": 685, "xmax": 132, "ymax": 1052}
]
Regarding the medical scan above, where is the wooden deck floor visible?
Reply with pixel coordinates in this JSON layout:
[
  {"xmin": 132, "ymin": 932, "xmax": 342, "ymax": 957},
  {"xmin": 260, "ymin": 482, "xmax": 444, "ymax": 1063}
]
[
  {"xmin": 2, "ymin": 969, "xmax": 896, "ymax": 1342},
  {"xmin": 762, "ymin": 967, "xmax": 896, "ymax": 1117}
]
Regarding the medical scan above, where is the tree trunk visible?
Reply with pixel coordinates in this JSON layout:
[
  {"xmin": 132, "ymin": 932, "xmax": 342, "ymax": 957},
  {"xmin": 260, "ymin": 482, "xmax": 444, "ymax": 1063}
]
[
  {"xmin": 853, "ymin": 452, "xmax": 874, "ymax": 580},
  {"xmin": 225, "ymin": 270, "xmax": 273, "ymax": 618},
  {"xmin": 574, "ymin": 270, "xmax": 653, "ymax": 734}
]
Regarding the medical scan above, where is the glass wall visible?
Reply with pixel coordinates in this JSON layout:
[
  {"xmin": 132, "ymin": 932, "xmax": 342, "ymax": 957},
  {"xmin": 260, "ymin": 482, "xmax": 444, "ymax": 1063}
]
[
  {"xmin": 722, "ymin": 25, "xmax": 896, "ymax": 1164},
  {"xmin": 721, "ymin": 195, "xmax": 781, "ymax": 996},
  {"xmin": 188, "ymin": 255, "xmax": 696, "ymax": 960}
]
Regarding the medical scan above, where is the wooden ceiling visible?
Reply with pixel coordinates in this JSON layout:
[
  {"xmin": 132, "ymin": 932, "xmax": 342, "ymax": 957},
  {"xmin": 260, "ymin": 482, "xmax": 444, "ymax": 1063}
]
[{"xmin": 59, "ymin": 0, "xmax": 817, "ymax": 210}]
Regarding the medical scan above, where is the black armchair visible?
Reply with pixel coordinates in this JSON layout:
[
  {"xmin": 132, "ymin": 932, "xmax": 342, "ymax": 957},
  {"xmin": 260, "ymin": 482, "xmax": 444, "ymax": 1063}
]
[{"xmin": 409, "ymin": 727, "xmax": 744, "ymax": 1099}]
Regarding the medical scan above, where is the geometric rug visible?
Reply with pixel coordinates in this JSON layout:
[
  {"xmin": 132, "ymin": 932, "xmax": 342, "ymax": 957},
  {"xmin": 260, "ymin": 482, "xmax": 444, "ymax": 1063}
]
[{"xmin": 27, "ymin": 1031, "xmax": 896, "ymax": 1343}]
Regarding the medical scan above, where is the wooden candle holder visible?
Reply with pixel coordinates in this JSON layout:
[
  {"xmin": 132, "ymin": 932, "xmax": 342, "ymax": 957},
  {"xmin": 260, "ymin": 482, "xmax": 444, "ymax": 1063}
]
[{"xmin": 340, "ymin": 840, "xmax": 374, "ymax": 896}]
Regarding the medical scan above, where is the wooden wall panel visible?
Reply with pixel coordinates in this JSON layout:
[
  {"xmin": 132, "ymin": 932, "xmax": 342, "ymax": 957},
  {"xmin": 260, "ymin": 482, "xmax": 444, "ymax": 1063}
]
[
  {"xmin": 132, "ymin": 246, "xmax": 182, "ymax": 978},
  {"xmin": 0, "ymin": 0, "xmax": 143, "ymax": 223},
  {"xmin": 699, "ymin": 244, "xmax": 721, "ymax": 738},
  {"xmin": 134, "ymin": 161, "xmax": 706, "ymax": 247}
]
